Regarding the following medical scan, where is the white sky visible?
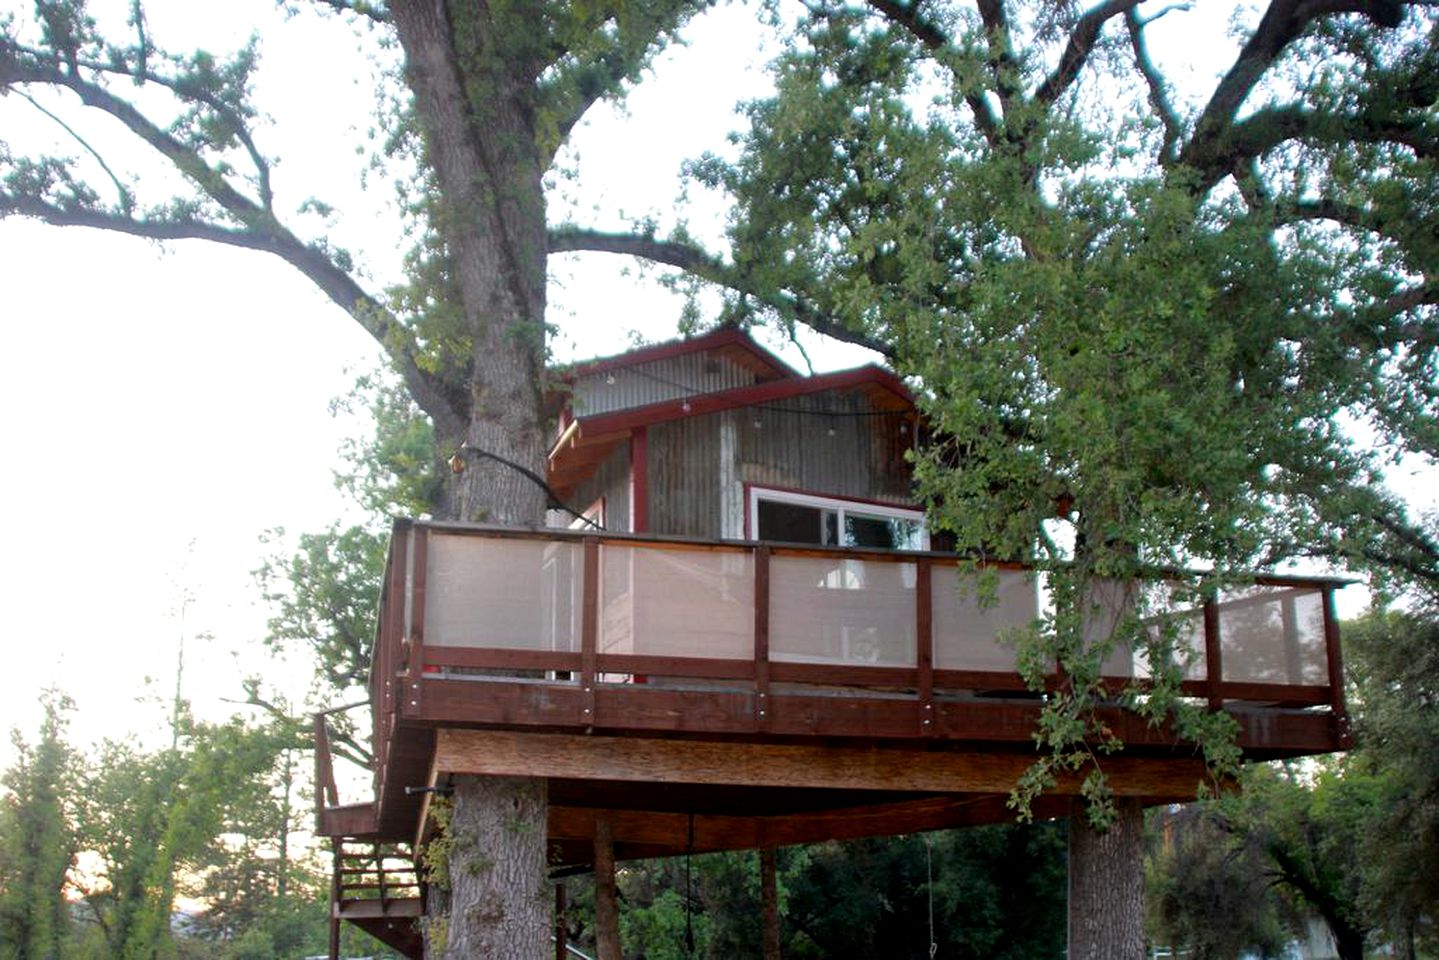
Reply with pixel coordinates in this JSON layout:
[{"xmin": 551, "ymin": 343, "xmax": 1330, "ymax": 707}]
[
  {"xmin": 0, "ymin": 1, "xmax": 829, "ymax": 755},
  {"xmin": 0, "ymin": 1, "xmax": 1429, "ymax": 759}
]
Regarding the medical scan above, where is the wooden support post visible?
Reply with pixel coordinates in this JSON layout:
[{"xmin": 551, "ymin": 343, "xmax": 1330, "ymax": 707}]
[
  {"xmin": 594, "ymin": 816, "xmax": 622, "ymax": 960},
  {"xmin": 760, "ymin": 846, "xmax": 781, "ymax": 960},
  {"xmin": 328, "ymin": 843, "xmax": 342, "ymax": 960},
  {"xmin": 1203, "ymin": 597, "xmax": 1223, "ymax": 712}
]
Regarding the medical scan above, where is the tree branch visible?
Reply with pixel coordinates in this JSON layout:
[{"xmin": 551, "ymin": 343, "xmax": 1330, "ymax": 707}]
[
  {"xmin": 1033, "ymin": 0, "xmax": 1144, "ymax": 108},
  {"xmin": 863, "ymin": 0, "xmax": 1002, "ymax": 145},
  {"xmin": 1178, "ymin": 0, "xmax": 1414, "ymax": 183},
  {"xmin": 975, "ymin": 0, "xmax": 1023, "ymax": 117},
  {"xmin": 306, "ymin": 0, "xmax": 391, "ymax": 25},
  {"xmin": 1125, "ymin": 6, "xmax": 1182, "ymax": 162},
  {"xmin": 2, "ymin": 53, "xmax": 269, "ymax": 225},
  {"xmin": 14, "ymin": 88, "xmax": 135, "ymax": 214},
  {"xmin": 548, "ymin": 226, "xmax": 897, "ymax": 357},
  {"xmin": 1, "ymin": 189, "xmax": 468, "ymax": 439}
]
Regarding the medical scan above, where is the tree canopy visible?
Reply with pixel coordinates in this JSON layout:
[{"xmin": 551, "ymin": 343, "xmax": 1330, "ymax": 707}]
[{"xmin": 4, "ymin": 0, "xmax": 1437, "ymax": 953}]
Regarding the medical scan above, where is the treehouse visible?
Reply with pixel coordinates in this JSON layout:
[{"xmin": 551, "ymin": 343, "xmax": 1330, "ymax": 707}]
[{"xmin": 313, "ymin": 328, "xmax": 1350, "ymax": 958}]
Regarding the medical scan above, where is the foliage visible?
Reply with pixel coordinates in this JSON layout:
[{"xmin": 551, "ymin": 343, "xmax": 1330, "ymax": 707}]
[
  {"xmin": 71, "ymin": 713, "xmax": 317, "ymax": 959},
  {"xmin": 0, "ymin": 692, "xmax": 79, "ymax": 960},
  {"xmin": 1344, "ymin": 609, "xmax": 1439, "ymax": 954},
  {"xmin": 698, "ymin": 0, "xmax": 1439, "ymax": 818},
  {"xmin": 256, "ymin": 523, "xmax": 387, "ymax": 697},
  {"xmin": 597, "ymin": 825, "xmax": 1066, "ymax": 960},
  {"xmin": 1146, "ymin": 804, "xmax": 1298, "ymax": 959},
  {"xmin": 1148, "ymin": 609, "xmax": 1439, "ymax": 959}
]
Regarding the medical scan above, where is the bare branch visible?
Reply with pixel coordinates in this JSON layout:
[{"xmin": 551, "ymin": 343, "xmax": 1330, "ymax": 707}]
[
  {"xmin": 864, "ymin": 0, "xmax": 1002, "ymax": 145},
  {"xmin": 1125, "ymin": 7, "xmax": 1182, "ymax": 162},
  {"xmin": 548, "ymin": 226, "xmax": 897, "ymax": 357},
  {"xmin": 1033, "ymin": 0, "xmax": 1144, "ymax": 108},
  {"xmin": 307, "ymin": 0, "xmax": 391, "ymax": 25},
  {"xmin": 0, "ymin": 188, "xmax": 467, "ymax": 438},
  {"xmin": 14, "ymin": 89, "xmax": 134, "ymax": 214}
]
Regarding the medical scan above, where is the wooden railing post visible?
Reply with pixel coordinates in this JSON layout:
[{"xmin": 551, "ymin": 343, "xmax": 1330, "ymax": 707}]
[
  {"xmin": 1203, "ymin": 596, "xmax": 1223, "ymax": 711},
  {"xmin": 313, "ymin": 715, "xmax": 338, "ymax": 828},
  {"xmin": 916, "ymin": 559, "xmax": 934, "ymax": 737},
  {"xmin": 754, "ymin": 545, "xmax": 771, "ymax": 732},
  {"xmin": 581, "ymin": 537, "xmax": 600, "ymax": 729},
  {"xmin": 1322, "ymin": 585, "xmax": 1351, "ymax": 745},
  {"xmin": 403, "ymin": 524, "xmax": 429, "ymax": 719}
]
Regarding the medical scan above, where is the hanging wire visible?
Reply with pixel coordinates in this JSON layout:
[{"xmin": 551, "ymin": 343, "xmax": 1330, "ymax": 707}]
[
  {"xmin": 685, "ymin": 812, "xmax": 696, "ymax": 955},
  {"xmin": 926, "ymin": 835, "xmax": 938, "ymax": 959},
  {"xmin": 450, "ymin": 444, "xmax": 605, "ymax": 530}
]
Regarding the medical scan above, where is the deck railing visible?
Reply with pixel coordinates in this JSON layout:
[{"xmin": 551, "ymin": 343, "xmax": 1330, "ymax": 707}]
[{"xmin": 363, "ymin": 520, "xmax": 1347, "ymax": 775}]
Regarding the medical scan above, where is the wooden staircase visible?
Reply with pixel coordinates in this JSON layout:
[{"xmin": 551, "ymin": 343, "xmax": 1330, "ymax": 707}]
[{"xmin": 329, "ymin": 840, "xmax": 423, "ymax": 959}]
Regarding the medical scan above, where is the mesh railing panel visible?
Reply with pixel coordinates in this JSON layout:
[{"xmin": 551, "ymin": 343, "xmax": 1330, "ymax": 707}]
[{"xmin": 770, "ymin": 556, "xmax": 917, "ymax": 667}]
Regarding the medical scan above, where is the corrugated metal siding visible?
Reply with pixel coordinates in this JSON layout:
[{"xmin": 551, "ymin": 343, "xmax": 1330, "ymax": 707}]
[
  {"xmin": 739, "ymin": 391, "xmax": 915, "ymax": 503},
  {"xmin": 645, "ymin": 389, "xmax": 917, "ymax": 539},
  {"xmin": 648, "ymin": 415, "xmax": 724, "ymax": 538},
  {"xmin": 567, "ymin": 442, "xmax": 632, "ymax": 532},
  {"xmin": 571, "ymin": 353, "xmax": 763, "ymax": 416}
]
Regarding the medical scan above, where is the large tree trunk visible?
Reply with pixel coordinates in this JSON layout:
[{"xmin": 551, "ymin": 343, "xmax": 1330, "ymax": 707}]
[
  {"xmin": 428, "ymin": 776, "xmax": 550, "ymax": 958},
  {"xmin": 388, "ymin": 3, "xmax": 553, "ymax": 956},
  {"xmin": 1068, "ymin": 799, "xmax": 1145, "ymax": 960}
]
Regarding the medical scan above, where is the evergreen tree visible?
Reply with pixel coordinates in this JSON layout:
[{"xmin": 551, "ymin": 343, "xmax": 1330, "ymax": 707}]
[{"xmin": 0, "ymin": 693, "xmax": 79, "ymax": 960}]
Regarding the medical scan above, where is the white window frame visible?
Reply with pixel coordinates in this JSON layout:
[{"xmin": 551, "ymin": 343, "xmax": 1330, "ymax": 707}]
[{"xmin": 747, "ymin": 486, "xmax": 929, "ymax": 551}]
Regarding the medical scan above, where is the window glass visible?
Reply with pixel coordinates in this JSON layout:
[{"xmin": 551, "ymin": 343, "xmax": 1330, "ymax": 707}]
[
  {"xmin": 757, "ymin": 499, "xmax": 829, "ymax": 544},
  {"xmin": 751, "ymin": 488, "xmax": 926, "ymax": 550},
  {"xmin": 843, "ymin": 512, "xmax": 924, "ymax": 551}
]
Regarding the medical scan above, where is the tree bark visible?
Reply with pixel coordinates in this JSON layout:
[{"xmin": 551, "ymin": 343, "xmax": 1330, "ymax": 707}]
[
  {"xmin": 1068, "ymin": 799, "xmax": 1145, "ymax": 960},
  {"xmin": 760, "ymin": 846, "xmax": 782, "ymax": 960},
  {"xmin": 593, "ymin": 817, "xmax": 622, "ymax": 960},
  {"xmin": 431, "ymin": 776, "xmax": 550, "ymax": 959},
  {"xmin": 386, "ymin": 4, "xmax": 554, "ymax": 955}
]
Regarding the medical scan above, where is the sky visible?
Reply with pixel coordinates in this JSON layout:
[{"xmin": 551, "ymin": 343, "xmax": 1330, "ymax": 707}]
[
  {"xmin": 0, "ymin": 0, "xmax": 822, "ymax": 755},
  {"xmin": 0, "ymin": 1, "xmax": 1431, "ymax": 760}
]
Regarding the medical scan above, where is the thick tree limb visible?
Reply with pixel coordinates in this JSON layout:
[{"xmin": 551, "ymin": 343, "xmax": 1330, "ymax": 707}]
[
  {"xmin": 1178, "ymin": 0, "xmax": 1412, "ymax": 181},
  {"xmin": 548, "ymin": 226, "xmax": 896, "ymax": 357},
  {"xmin": 1, "ymin": 189, "xmax": 467, "ymax": 438},
  {"xmin": 1125, "ymin": 7, "xmax": 1182, "ymax": 162},
  {"xmin": 863, "ymin": 0, "xmax": 1002, "ymax": 145},
  {"xmin": 975, "ymin": 0, "xmax": 1022, "ymax": 117},
  {"xmin": 1032, "ymin": 0, "xmax": 1144, "ymax": 108}
]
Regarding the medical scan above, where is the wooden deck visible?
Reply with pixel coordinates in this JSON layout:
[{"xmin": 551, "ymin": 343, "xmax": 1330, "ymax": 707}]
[{"xmin": 317, "ymin": 519, "xmax": 1349, "ymax": 865}]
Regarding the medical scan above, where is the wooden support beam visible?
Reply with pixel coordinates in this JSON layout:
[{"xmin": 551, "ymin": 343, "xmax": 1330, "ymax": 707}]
[
  {"xmin": 545, "ymin": 793, "xmax": 1080, "ymax": 858},
  {"xmin": 433, "ymin": 729, "xmax": 1209, "ymax": 798}
]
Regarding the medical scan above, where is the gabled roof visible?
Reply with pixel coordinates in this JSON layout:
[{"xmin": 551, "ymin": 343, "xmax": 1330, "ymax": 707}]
[{"xmin": 560, "ymin": 325, "xmax": 798, "ymax": 384}]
